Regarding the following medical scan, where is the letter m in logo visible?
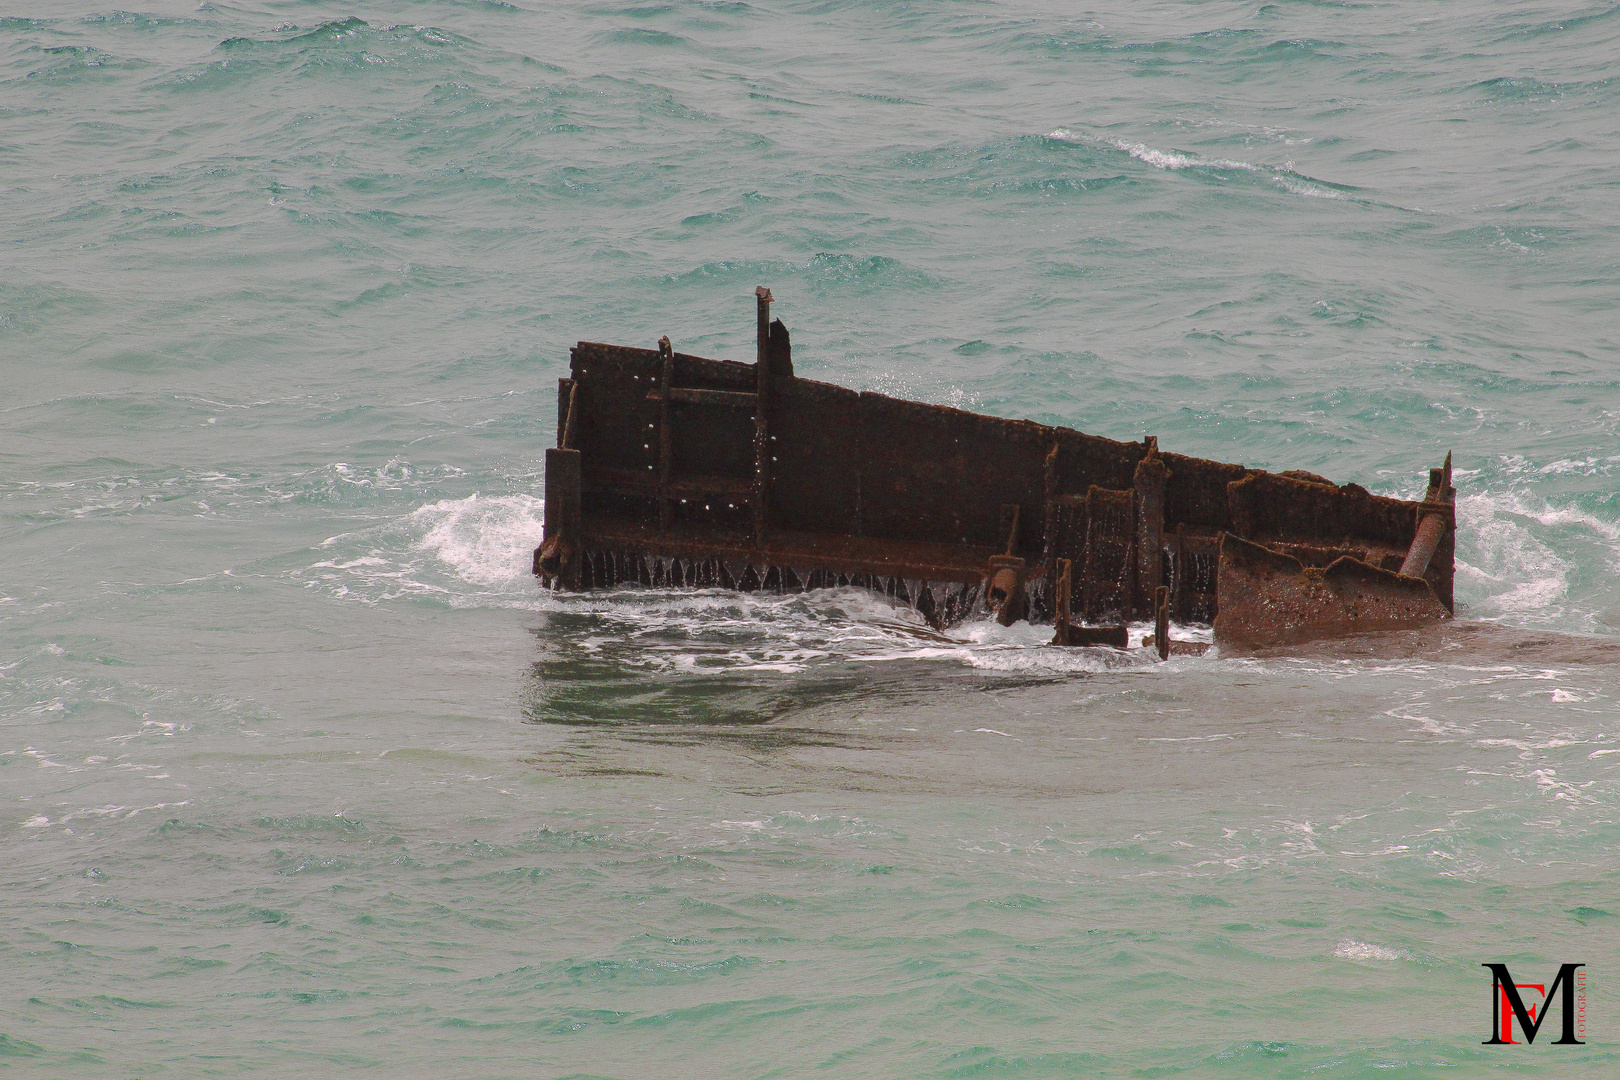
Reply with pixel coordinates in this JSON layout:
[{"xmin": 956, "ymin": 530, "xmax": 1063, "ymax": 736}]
[{"xmin": 1483, "ymin": 963, "xmax": 1585, "ymax": 1045}]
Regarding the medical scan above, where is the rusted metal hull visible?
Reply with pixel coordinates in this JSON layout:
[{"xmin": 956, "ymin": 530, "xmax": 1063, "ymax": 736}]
[
  {"xmin": 536, "ymin": 290, "xmax": 1455, "ymax": 652},
  {"xmin": 1214, "ymin": 534, "xmax": 1451, "ymax": 650}
]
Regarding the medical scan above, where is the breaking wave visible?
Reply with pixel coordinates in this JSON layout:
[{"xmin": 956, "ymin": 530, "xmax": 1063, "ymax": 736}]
[
  {"xmin": 1045, "ymin": 129, "xmax": 1356, "ymax": 200},
  {"xmin": 1453, "ymin": 467, "xmax": 1620, "ymax": 632},
  {"xmin": 295, "ymin": 493, "xmax": 546, "ymax": 607}
]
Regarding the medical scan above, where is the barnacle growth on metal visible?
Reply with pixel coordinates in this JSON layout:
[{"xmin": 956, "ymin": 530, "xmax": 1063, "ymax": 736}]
[{"xmin": 535, "ymin": 290, "xmax": 1454, "ymax": 655}]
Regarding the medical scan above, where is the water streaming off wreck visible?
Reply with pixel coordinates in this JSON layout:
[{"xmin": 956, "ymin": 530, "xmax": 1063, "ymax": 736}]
[{"xmin": 5, "ymin": 1, "xmax": 1620, "ymax": 1077}]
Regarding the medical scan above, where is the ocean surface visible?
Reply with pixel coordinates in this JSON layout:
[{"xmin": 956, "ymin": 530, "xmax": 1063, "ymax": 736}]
[{"xmin": 4, "ymin": 1, "xmax": 1619, "ymax": 1076}]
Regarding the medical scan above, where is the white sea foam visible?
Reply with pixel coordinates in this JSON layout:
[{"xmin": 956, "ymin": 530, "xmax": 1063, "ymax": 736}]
[
  {"xmin": 296, "ymin": 492, "xmax": 1209, "ymax": 676},
  {"xmin": 411, "ymin": 493, "xmax": 546, "ymax": 587},
  {"xmin": 1045, "ymin": 128, "xmax": 1259, "ymax": 173},
  {"xmin": 1111, "ymin": 139, "xmax": 1260, "ymax": 173},
  {"xmin": 533, "ymin": 584, "xmax": 1178, "ymax": 677},
  {"xmin": 1452, "ymin": 486, "xmax": 1620, "ymax": 629},
  {"xmin": 300, "ymin": 468, "xmax": 1616, "ymax": 674},
  {"xmin": 1334, "ymin": 940, "xmax": 1404, "ymax": 961},
  {"xmin": 1050, "ymin": 131, "xmax": 1352, "ymax": 201},
  {"xmin": 299, "ymin": 493, "xmax": 546, "ymax": 607},
  {"xmin": 1271, "ymin": 173, "xmax": 1344, "ymax": 200}
]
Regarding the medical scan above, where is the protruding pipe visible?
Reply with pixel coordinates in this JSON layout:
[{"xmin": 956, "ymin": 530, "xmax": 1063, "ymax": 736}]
[
  {"xmin": 991, "ymin": 567, "xmax": 1021, "ymax": 612},
  {"xmin": 1400, "ymin": 513, "xmax": 1448, "ymax": 579},
  {"xmin": 986, "ymin": 555, "xmax": 1027, "ymax": 626},
  {"xmin": 1399, "ymin": 452, "xmax": 1453, "ymax": 580}
]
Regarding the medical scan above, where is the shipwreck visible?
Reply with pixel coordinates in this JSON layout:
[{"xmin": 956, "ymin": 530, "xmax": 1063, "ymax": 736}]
[{"xmin": 535, "ymin": 289, "xmax": 1455, "ymax": 655}]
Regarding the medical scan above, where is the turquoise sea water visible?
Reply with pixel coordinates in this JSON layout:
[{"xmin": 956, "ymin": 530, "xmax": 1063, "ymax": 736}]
[{"xmin": 4, "ymin": 1, "xmax": 1620, "ymax": 1076}]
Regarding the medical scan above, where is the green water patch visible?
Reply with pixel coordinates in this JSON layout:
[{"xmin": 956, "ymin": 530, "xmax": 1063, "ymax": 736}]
[{"xmin": 0, "ymin": 1034, "xmax": 46, "ymax": 1057}]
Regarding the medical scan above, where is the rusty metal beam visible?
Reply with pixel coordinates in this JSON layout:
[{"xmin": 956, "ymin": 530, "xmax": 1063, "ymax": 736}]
[
  {"xmin": 536, "ymin": 447, "xmax": 582, "ymax": 589},
  {"xmin": 1154, "ymin": 585, "xmax": 1170, "ymax": 661},
  {"xmin": 649, "ymin": 387, "xmax": 755, "ymax": 408},
  {"xmin": 1135, "ymin": 439, "xmax": 1167, "ymax": 616},
  {"xmin": 656, "ymin": 336, "xmax": 674, "ymax": 534},
  {"xmin": 752, "ymin": 286, "xmax": 772, "ymax": 546}
]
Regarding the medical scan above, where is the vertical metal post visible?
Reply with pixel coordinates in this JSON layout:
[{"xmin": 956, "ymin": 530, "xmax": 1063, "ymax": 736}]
[
  {"xmin": 1081, "ymin": 485, "xmax": 1099, "ymax": 622},
  {"xmin": 1041, "ymin": 443, "xmax": 1059, "ymax": 565},
  {"xmin": 1052, "ymin": 558, "xmax": 1073, "ymax": 646},
  {"xmin": 1134, "ymin": 438, "xmax": 1167, "ymax": 619},
  {"xmin": 752, "ymin": 286, "xmax": 773, "ymax": 547},
  {"xmin": 1154, "ymin": 585, "xmax": 1170, "ymax": 661},
  {"xmin": 542, "ymin": 447, "xmax": 582, "ymax": 590},
  {"xmin": 657, "ymin": 335, "xmax": 674, "ymax": 534}
]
